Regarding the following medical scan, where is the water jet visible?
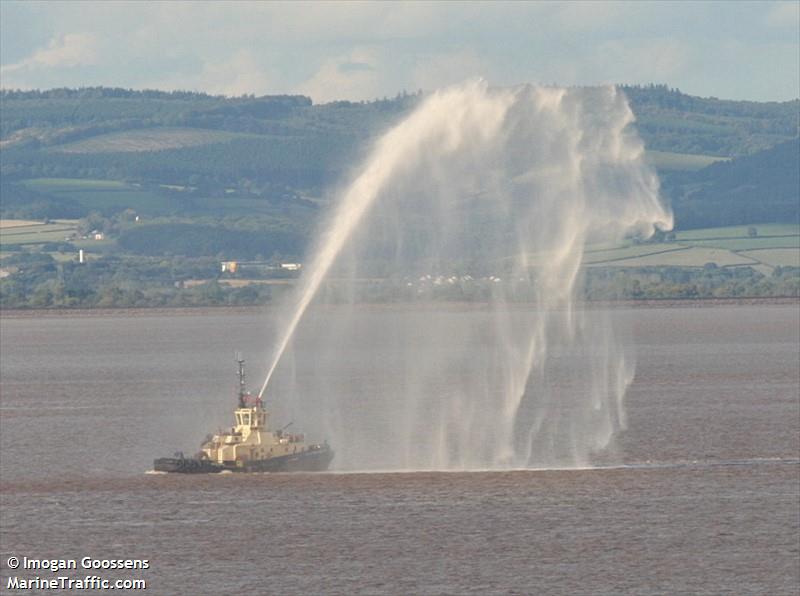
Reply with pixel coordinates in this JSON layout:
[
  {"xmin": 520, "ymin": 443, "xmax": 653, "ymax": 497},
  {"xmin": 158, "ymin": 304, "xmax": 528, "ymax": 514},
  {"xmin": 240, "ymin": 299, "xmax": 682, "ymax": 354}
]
[{"xmin": 259, "ymin": 80, "xmax": 672, "ymax": 470}]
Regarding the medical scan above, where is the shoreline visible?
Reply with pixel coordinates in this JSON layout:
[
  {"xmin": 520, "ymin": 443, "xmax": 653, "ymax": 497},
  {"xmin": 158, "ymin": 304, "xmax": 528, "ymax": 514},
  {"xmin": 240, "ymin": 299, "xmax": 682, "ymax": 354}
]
[{"xmin": 1, "ymin": 296, "xmax": 797, "ymax": 318}]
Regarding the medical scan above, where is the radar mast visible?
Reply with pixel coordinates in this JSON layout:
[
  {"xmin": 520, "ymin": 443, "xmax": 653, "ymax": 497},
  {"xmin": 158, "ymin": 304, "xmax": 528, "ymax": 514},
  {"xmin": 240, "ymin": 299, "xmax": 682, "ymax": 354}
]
[{"xmin": 236, "ymin": 351, "xmax": 246, "ymax": 407}]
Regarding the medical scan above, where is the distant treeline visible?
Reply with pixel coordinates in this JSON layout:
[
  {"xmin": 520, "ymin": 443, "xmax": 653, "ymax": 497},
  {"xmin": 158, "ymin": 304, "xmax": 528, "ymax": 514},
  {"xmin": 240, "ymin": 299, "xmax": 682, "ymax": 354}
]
[
  {"xmin": 0, "ymin": 253, "xmax": 274, "ymax": 308},
  {"xmin": 1, "ymin": 251, "xmax": 797, "ymax": 309},
  {"xmin": 1, "ymin": 87, "xmax": 223, "ymax": 100}
]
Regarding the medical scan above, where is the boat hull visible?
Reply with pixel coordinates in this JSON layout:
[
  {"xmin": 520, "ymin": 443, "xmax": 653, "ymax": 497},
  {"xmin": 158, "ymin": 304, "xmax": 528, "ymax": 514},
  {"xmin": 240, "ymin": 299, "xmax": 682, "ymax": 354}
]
[
  {"xmin": 239, "ymin": 447, "xmax": 334, "ymax": 472},
  {"xmin": 153, "ymin": 447, "xmax": 334, "ymax": 474},
  {"xmin": 153, "ymin": 457, "xmax": 223, "ymax": 474}
]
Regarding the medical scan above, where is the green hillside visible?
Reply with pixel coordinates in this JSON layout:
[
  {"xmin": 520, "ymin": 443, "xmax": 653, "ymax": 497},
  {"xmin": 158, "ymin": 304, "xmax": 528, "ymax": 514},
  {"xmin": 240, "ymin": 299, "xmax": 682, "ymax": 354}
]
[
  {"xmin": 1, "ymin": 85, "xmax": 798, "ymax": 308},
  {"xmin": 621, "ymin": 84, "xmax": 798, "ymax": 156},
  {"xmin": 665, "ymin": 138, "xmax": 800, "ymax": 229},
  {"xmin": 51, "ymin": 127, "xmax": 256, "ymax": 153},
  {"xmin": 583, "ymin": 224, "xmax": 799, "ymax": 270},
  {"xmin": 2, "ymin": 86, "xmax": 796, "ymax": 189}
]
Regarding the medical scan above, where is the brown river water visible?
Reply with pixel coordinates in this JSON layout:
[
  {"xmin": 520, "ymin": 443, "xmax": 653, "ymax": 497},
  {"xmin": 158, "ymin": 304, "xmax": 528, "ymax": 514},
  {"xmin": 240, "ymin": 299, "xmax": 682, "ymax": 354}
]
[{"xmin": 1, "ymin": 304, "xmax": 798, "ymax": 594}]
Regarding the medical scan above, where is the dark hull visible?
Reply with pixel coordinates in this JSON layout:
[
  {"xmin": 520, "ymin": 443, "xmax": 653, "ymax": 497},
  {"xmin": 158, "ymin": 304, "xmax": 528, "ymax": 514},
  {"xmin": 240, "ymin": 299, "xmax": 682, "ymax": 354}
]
[
  {"xmin": 153, "ymin": 457, "xmax": 223, "ymax": 474},
  {"xmin": 154, "ymin": 447, "xmax": 334, "ymax": 474},
  {"xmin": 240, "ymin": 447, "xmax": 335, "ymax": 472}
]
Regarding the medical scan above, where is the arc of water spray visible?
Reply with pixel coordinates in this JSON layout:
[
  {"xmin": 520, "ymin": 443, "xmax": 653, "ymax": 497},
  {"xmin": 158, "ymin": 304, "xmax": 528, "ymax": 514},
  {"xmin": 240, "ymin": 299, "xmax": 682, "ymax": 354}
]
[
  {"xmin": 255, "ymin": 81, "xmax": 672, "ymax": 470},
  {"xmin": 258, "ymin": 80, "xmax": 510, "ymax": 399},
  {"xmin": 257, "ymin": 164, "xmax": 388, "ymax": 398}
]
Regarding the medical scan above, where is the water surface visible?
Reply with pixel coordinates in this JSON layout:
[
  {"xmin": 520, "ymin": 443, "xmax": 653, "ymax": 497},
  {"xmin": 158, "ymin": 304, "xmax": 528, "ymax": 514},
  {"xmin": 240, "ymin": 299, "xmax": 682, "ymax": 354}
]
[{"xmin": 1, "ymin": 304, "xmax": 798, "ymax": 594}]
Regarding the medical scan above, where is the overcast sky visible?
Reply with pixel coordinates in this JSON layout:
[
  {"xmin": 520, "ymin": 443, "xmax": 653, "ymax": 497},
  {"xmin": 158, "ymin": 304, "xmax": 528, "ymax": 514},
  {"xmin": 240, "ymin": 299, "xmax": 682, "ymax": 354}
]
[{"xmin": 1, "ymin": 1, "xmax": 798, "ymax": 103}]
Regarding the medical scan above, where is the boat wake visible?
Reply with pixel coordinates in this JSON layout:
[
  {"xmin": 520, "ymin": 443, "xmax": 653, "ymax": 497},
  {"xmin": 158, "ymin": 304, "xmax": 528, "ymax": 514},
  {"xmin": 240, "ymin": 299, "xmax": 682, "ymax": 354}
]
[
  {"xmin": 145, "ymin": 457, "xmax": 797, "ymax": 477},
  {"xmin": 320, "ymin": 457, "xmax": 800, "ymax": 475}
]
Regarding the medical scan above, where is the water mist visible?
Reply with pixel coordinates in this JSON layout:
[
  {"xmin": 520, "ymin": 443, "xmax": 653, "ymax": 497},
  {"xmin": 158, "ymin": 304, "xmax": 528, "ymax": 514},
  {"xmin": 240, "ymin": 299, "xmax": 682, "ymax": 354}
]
[{"xmin": 259, "ymin": 80, "xmax": 672, "ymax": 470}]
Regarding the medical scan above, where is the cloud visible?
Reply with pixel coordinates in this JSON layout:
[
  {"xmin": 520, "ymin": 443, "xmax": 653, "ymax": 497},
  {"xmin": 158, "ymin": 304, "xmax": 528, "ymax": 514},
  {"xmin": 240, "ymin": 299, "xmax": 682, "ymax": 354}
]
[
  {"xmin": 411, "ymin": 49, "xmax": 489, "ymax": 92},
  {"xmin": 764, "ymin": 1, "xmax": 800, "ymax": 28},
  {"xmin": 200, "ymin": 50, "xmax": 272, "ymax": 97},
  {"xmin": 296, "ymin": 47, "xmax": 384, "ymax": 102},
  {"xmin": 552, "ymin": 1, "xmax": 625, "ymax": 31},
  {"xmin": 339, "ymin": 62, "xmax": 375, "ymax": 73},
  {"xmin": 0, "ymin": 1, "xmax": 797, "ymax": 101},
  {"xmin": 1, "ymin": 33, "xmax": 98, "ymax": 76},
  {"xmin": 297, "ymin": 46, "xmax": 490, "ymax": 104},
  {"xmin": 145, "ymin": 50, "xmax": 272, "ymax": 97},
  {"xmin": 589, "ymin": 38, "xmax": 691, "ymax": 83}
]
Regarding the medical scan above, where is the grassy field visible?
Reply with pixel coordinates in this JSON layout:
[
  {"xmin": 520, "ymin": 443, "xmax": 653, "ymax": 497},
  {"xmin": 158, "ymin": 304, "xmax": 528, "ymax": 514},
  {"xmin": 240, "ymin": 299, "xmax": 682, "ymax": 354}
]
[
  {"xmin": 22, "ymin": 178, "xmax": 179, "ymax": 215},
  {"xmin": 0, "ymin": 215, "xmax": 117, "ymax": 252},
  {"xmin": 5, "ymin": 180, "xmax": 798, "ymax": 275},
  {"xmin": 51, "ymin": 127, "xmax": 257, "ymax": 154},
  {"xmin": 644, "ymin": 150, "xmax": 728, "ymax": 171},
  {"xmin": 675, "ymin": 224, "xmax": 799, "ymax": 240},
  {"xmin": 584, "ymin": 243, "xmax": 685, "ymax": 264},
  {"xmin": 738, "ymin": 248, "xmax": 800, "ymax": 268},
  {"xmin": 676, "ymin": 237, "xmax": 800, "ymax": 251},
  {"xmin": 60, "ymin": 190, "xmax": 171, "ymax": 213},
  {"xmin": 587, "ymin": 246, "xmax": 758, "ymax": 268},
  {"xmin": 0, "ymin": 219, "xmax": 47, "ymax": 229},
  {"xmin": 582, "ymin": 224, "xmax": 799, "ymax": 270},
  {"xmin": 23, "ymin": 178, "xmax": 129, "ymax": 190},
  {"xmin": 19, "ymin": 178, "xmax": 310, "ymax": 218},
  {"xmin": 0, "ymin": 220, "xmax": 79, "ymax": 246}
]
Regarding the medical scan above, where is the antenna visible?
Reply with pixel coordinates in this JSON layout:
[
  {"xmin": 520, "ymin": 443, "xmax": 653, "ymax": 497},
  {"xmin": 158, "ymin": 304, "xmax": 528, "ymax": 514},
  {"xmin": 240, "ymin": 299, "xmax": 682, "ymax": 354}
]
[{"xmin": 235, "ymin": 351, "xmax": 246, "ymax": 407}]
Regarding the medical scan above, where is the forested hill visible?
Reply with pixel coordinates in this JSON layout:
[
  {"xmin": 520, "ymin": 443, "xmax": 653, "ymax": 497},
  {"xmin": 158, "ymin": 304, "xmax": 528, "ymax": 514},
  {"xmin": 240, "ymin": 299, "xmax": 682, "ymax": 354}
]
[
  {"xmin": 2, "ymin": 84, "xmax": 797, "ymax": 183},
  {"xmin": 1, "ymin": 86, "xmax": 798, "ymax": 308},
  {"xmin": 0, "ymin": 88, "xmax": 418, "ymax": 189},
  {"xmin": 0, "ymin": 84, "xmax": 797, "ymax": 233},
  {"xmin": 620, "ymin": 85, "xmax": 797, "ymax": 156},
  {"xmin": 666, "ymin": 137, "xmax": 800, "ymax": 229}
]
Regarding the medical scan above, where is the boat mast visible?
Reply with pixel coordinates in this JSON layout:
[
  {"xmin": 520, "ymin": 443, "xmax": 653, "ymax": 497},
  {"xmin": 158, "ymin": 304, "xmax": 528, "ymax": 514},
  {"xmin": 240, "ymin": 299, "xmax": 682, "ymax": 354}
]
[{"xmin": 236, "ymin": 351, "xmax": 246, "ymax": 407}]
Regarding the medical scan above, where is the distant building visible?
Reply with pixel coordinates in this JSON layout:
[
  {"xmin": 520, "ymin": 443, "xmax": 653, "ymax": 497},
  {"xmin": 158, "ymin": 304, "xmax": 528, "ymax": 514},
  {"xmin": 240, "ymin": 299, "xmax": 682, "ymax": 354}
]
[
  {"xmin": 280, "ymin": 263, "xmax": 302, "ymax": 271},
  {"xmin": 221, "ymin": 261, "xmax": 238, "ymax": 273}
]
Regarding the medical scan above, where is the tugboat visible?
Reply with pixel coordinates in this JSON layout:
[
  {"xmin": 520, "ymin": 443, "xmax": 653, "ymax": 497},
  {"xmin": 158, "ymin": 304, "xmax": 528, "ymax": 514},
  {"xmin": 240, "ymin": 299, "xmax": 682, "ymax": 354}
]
[{"xmin": 154, "ymin": 355, "xmax": 333, "ymax": 473}]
